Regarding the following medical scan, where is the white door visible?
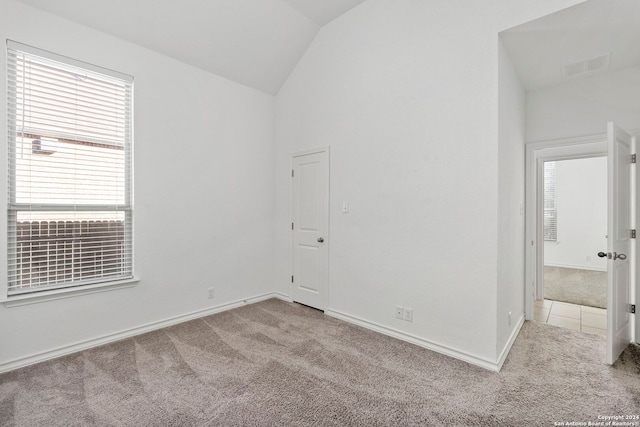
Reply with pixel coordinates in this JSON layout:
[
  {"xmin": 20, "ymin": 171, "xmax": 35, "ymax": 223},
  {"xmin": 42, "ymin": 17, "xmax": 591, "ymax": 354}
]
[
  {"xmin": 606, "ymin": 122, "xmax": 634, "ymax": 365},
  {"xmin": 291, "ymin": 149, "xmax": 329, "ymax": 310}
]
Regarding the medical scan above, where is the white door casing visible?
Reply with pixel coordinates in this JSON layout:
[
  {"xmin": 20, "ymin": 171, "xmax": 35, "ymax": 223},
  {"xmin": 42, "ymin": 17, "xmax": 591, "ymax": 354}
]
[
  {"xmin": 291, "ymin": 148, "xmax": 329, "ymax": 310},
  {"xmin": 606, "ymin": 122, "xmax": 633, "ymax": 365},
  {"xmin": 525, "ymin": 136, "xmax": 607, "ymax": 321}
]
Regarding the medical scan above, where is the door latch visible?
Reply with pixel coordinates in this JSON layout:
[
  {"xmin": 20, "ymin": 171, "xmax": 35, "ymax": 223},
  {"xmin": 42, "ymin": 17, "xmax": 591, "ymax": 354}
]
[{"xmin": 598, "ymin": 251, "xmax": 627, "ymax": 260}]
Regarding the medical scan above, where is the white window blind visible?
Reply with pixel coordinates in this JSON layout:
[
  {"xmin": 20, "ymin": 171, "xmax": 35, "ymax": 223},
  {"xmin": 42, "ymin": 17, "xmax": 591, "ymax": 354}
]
[
  {"xmin": 6, "ymin": 40, "xmax": 133, "ymax": 295},
  {"xmin": 543, "ymin": 161, "xmax": 557, "ymax": 241}
]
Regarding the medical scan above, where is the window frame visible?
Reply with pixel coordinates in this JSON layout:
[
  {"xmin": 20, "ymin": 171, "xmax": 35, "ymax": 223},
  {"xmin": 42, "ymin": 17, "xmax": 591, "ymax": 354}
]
[{"xmin": 3, "ymin": 40, "xmax": 136, "ymax": 303}]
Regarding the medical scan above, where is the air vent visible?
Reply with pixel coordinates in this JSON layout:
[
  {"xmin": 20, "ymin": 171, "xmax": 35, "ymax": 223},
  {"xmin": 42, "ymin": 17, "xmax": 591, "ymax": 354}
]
[
  {"xmin": 564, "ymin": 61, "xmax": 585, "ymax": 77},
  {"xmin": 564, "ymin": 53, "xmax": 610, "ymax": 78}
]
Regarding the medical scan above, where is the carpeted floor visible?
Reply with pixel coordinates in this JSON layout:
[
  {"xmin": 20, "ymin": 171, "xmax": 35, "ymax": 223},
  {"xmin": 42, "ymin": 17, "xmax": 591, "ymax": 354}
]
[
  {"xmin": 1, "ymin": 298, "xmax": 638, "ymax": 426},
  {"xmin": 544, "ymin": 266, "xmax": 607, "ymax": 308}
]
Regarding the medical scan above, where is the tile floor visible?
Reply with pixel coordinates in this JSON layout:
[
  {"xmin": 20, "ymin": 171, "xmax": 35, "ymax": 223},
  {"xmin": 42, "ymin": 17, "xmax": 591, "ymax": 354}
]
[{"xmin": 534, "ymin": 299, "xmax": 607, "ymax": 336}]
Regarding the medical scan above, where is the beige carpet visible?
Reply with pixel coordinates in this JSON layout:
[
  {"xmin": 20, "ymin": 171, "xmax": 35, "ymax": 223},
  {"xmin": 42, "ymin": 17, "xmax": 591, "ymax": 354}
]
[
  {"xmin": 544, "ymin": 266, "xmax": 607, "ymax": 308},
  {"xmin": 1, "ymin": 298, "xmax": 638, "ymax": 426}
]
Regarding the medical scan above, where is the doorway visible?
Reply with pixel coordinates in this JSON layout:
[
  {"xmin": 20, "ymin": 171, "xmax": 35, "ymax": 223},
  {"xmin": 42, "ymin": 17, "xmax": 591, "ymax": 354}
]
[
  {"xmin": 535, "ymin": 156, "xmax": 607, "ymax": 335},
  {"xmin": 525, "ymin": 123, "xmax": 636, "ymax": 364}
]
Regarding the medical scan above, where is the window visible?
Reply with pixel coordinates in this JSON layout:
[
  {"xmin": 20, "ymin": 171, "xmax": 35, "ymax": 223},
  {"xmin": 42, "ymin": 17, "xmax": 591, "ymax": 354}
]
[
  {"xmin": 7, "ymin": 41, "xmax": 133, "ymax": 296},
  {"xmin": 543, "ymin": 161, "xmax": 557, "ymax": 241}
]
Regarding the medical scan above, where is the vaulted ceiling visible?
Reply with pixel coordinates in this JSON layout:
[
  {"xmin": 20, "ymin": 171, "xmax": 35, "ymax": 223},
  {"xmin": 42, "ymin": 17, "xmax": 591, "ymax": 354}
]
[
  {"xmin": 500, "ymin": 0, "xmax": 640, "ymax": 91},
  {"xmin": 14, "ymin": 0, "xmax": 367, "ymax": 94}
]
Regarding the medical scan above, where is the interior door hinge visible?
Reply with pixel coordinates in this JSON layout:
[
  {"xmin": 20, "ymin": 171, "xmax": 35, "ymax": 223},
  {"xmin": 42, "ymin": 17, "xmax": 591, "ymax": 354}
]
[
  {"xmin": 632, "ymin": 229, "xmax": 637, "ymax": 239},
  {"xmin": 291, "ymin": 222, "xmax": 294, "ymax": 230},
  {"xmin": 632, "ymin": 154, "xmax": 637, "ymax": 164},
  {"xmin": 630, "ymin": 304, "xmax": 636, "ymax": 314},
  {"xmin": 291, "ymin": 169, "xmax": 294, "ymax": 177},
  {"xmin": 291, "ymin": 275, "xmax": 294, "ymax": 283}
]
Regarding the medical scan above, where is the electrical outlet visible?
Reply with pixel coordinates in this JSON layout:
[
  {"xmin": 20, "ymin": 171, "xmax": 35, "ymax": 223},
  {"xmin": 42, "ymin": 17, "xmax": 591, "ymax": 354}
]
[
  {"xmin": 208, "ymin": 287, "xmax": 215, "ymax": 299},
  {"xmin": 404, "ymin": 308, "xmax": 413, "ymax": 322},
  {"xmin": 395, "ymin": 306, "xmax": 404, "ymax": 319}
]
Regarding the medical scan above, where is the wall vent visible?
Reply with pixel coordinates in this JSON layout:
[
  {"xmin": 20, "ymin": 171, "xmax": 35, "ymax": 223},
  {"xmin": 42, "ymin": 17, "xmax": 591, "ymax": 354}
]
[{"xmin": 564, "ymin": 53, "xmax": 610, "ymax": 78}]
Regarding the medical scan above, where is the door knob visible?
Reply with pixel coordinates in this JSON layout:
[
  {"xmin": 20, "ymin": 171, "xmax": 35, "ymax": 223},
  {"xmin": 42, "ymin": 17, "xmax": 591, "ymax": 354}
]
[
  {"xmin": 598, "ymin": 251, "xmax": 627, "ymax": 260},
  {"xmin": 317, "ymin": 237, "xmax": 324, "ymax": 243}
]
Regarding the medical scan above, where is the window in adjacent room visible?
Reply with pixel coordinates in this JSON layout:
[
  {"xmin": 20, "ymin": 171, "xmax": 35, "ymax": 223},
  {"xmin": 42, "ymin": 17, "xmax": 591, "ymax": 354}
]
[
  {"xmin": 543, "ymin": 161, "xmax": 557, "ymax": 241},
  {"xmin": 6, "ymin": 40, "xmax": 133, "ymax": 296}
]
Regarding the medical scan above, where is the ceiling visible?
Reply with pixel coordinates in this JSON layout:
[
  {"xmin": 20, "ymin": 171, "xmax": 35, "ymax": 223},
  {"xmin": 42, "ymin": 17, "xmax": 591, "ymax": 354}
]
[
  {"xmin": 15, "ymin": 0, "xmax": 367, "ymax": 95},
  {"xmin": 500, "ymin": 0, "xmax": 640, "ymax": 91},
  {"xmin": 22, "ymin": 0, "xmax": 637, "ymax": 95}
]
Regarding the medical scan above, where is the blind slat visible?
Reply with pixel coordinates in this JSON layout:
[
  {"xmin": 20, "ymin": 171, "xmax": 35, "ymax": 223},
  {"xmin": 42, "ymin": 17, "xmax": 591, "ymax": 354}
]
[{"xmin": 8, "ymin": 83, "xmax": 130, "ymax": 117}]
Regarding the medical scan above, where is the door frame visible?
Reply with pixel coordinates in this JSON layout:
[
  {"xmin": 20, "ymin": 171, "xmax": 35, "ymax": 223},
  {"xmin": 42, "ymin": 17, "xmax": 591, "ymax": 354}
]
[
  {"xmin": 526, "ymin": 135, "xmax": 606, "ymax": 319},
  {"xmin": 289, "ymin": 146, "xmax": 330, "ymax": 310},
  {"xmin": 525, "ymin": 132, "xmax": 639, "ymax": 343}
]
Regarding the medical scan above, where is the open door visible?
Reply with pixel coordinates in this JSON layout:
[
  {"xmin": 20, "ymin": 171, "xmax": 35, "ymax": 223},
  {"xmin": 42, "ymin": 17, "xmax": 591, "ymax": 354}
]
[{"xmin": 606, "ymin": 122, "xmax": 634, "ymax": 365}]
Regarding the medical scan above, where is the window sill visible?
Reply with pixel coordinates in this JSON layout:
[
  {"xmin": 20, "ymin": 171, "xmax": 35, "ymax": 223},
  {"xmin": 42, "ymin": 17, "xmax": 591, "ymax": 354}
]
[{"xmin": 2, "ymin": 277, "xmax": 140, "ymax": 308}]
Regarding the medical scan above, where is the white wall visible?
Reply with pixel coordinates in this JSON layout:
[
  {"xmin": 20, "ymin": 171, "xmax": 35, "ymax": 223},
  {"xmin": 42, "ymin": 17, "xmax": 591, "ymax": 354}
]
[
  {"xmin": 544, "ymin": 157, "xmax": 607, "ymax": 271},
  {"xmin": 497, "ymin": 40, "xmax": 526, "ymax": 358},
  {"xmin": 275, "ymin": 0, "xmax": 585, "ymax": 367},
  {"xmin": 0, "ymin": 0, "xmax": 275, "ymax": 367},
  {"xmin": 526, "ymin": 66, "xmax": 640, "ymax": 142}
]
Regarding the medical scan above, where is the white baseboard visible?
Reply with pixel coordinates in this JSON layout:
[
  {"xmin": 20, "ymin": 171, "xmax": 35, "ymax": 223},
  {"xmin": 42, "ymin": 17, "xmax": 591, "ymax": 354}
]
[
  {"xmin": 2, "ymin": 292, "xmax": 519, "ymax": 375},
  {"xmin": 272, "ymin": 292, "xmax": 292, "ymax": 302},
  {"xmin": 325, "ymin": 309, "xmax": 501, "ymax": 372},
  {"xmin": 543, "ymin": 263, "xmax": 606, "ymax": 272},
  {"xmin": 0, "ymin": 292, "xmax": 281, "ymax": 374},
  {"xmin": 496, "ymin": 314, "xmax": 525, "ymax": 371}
]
